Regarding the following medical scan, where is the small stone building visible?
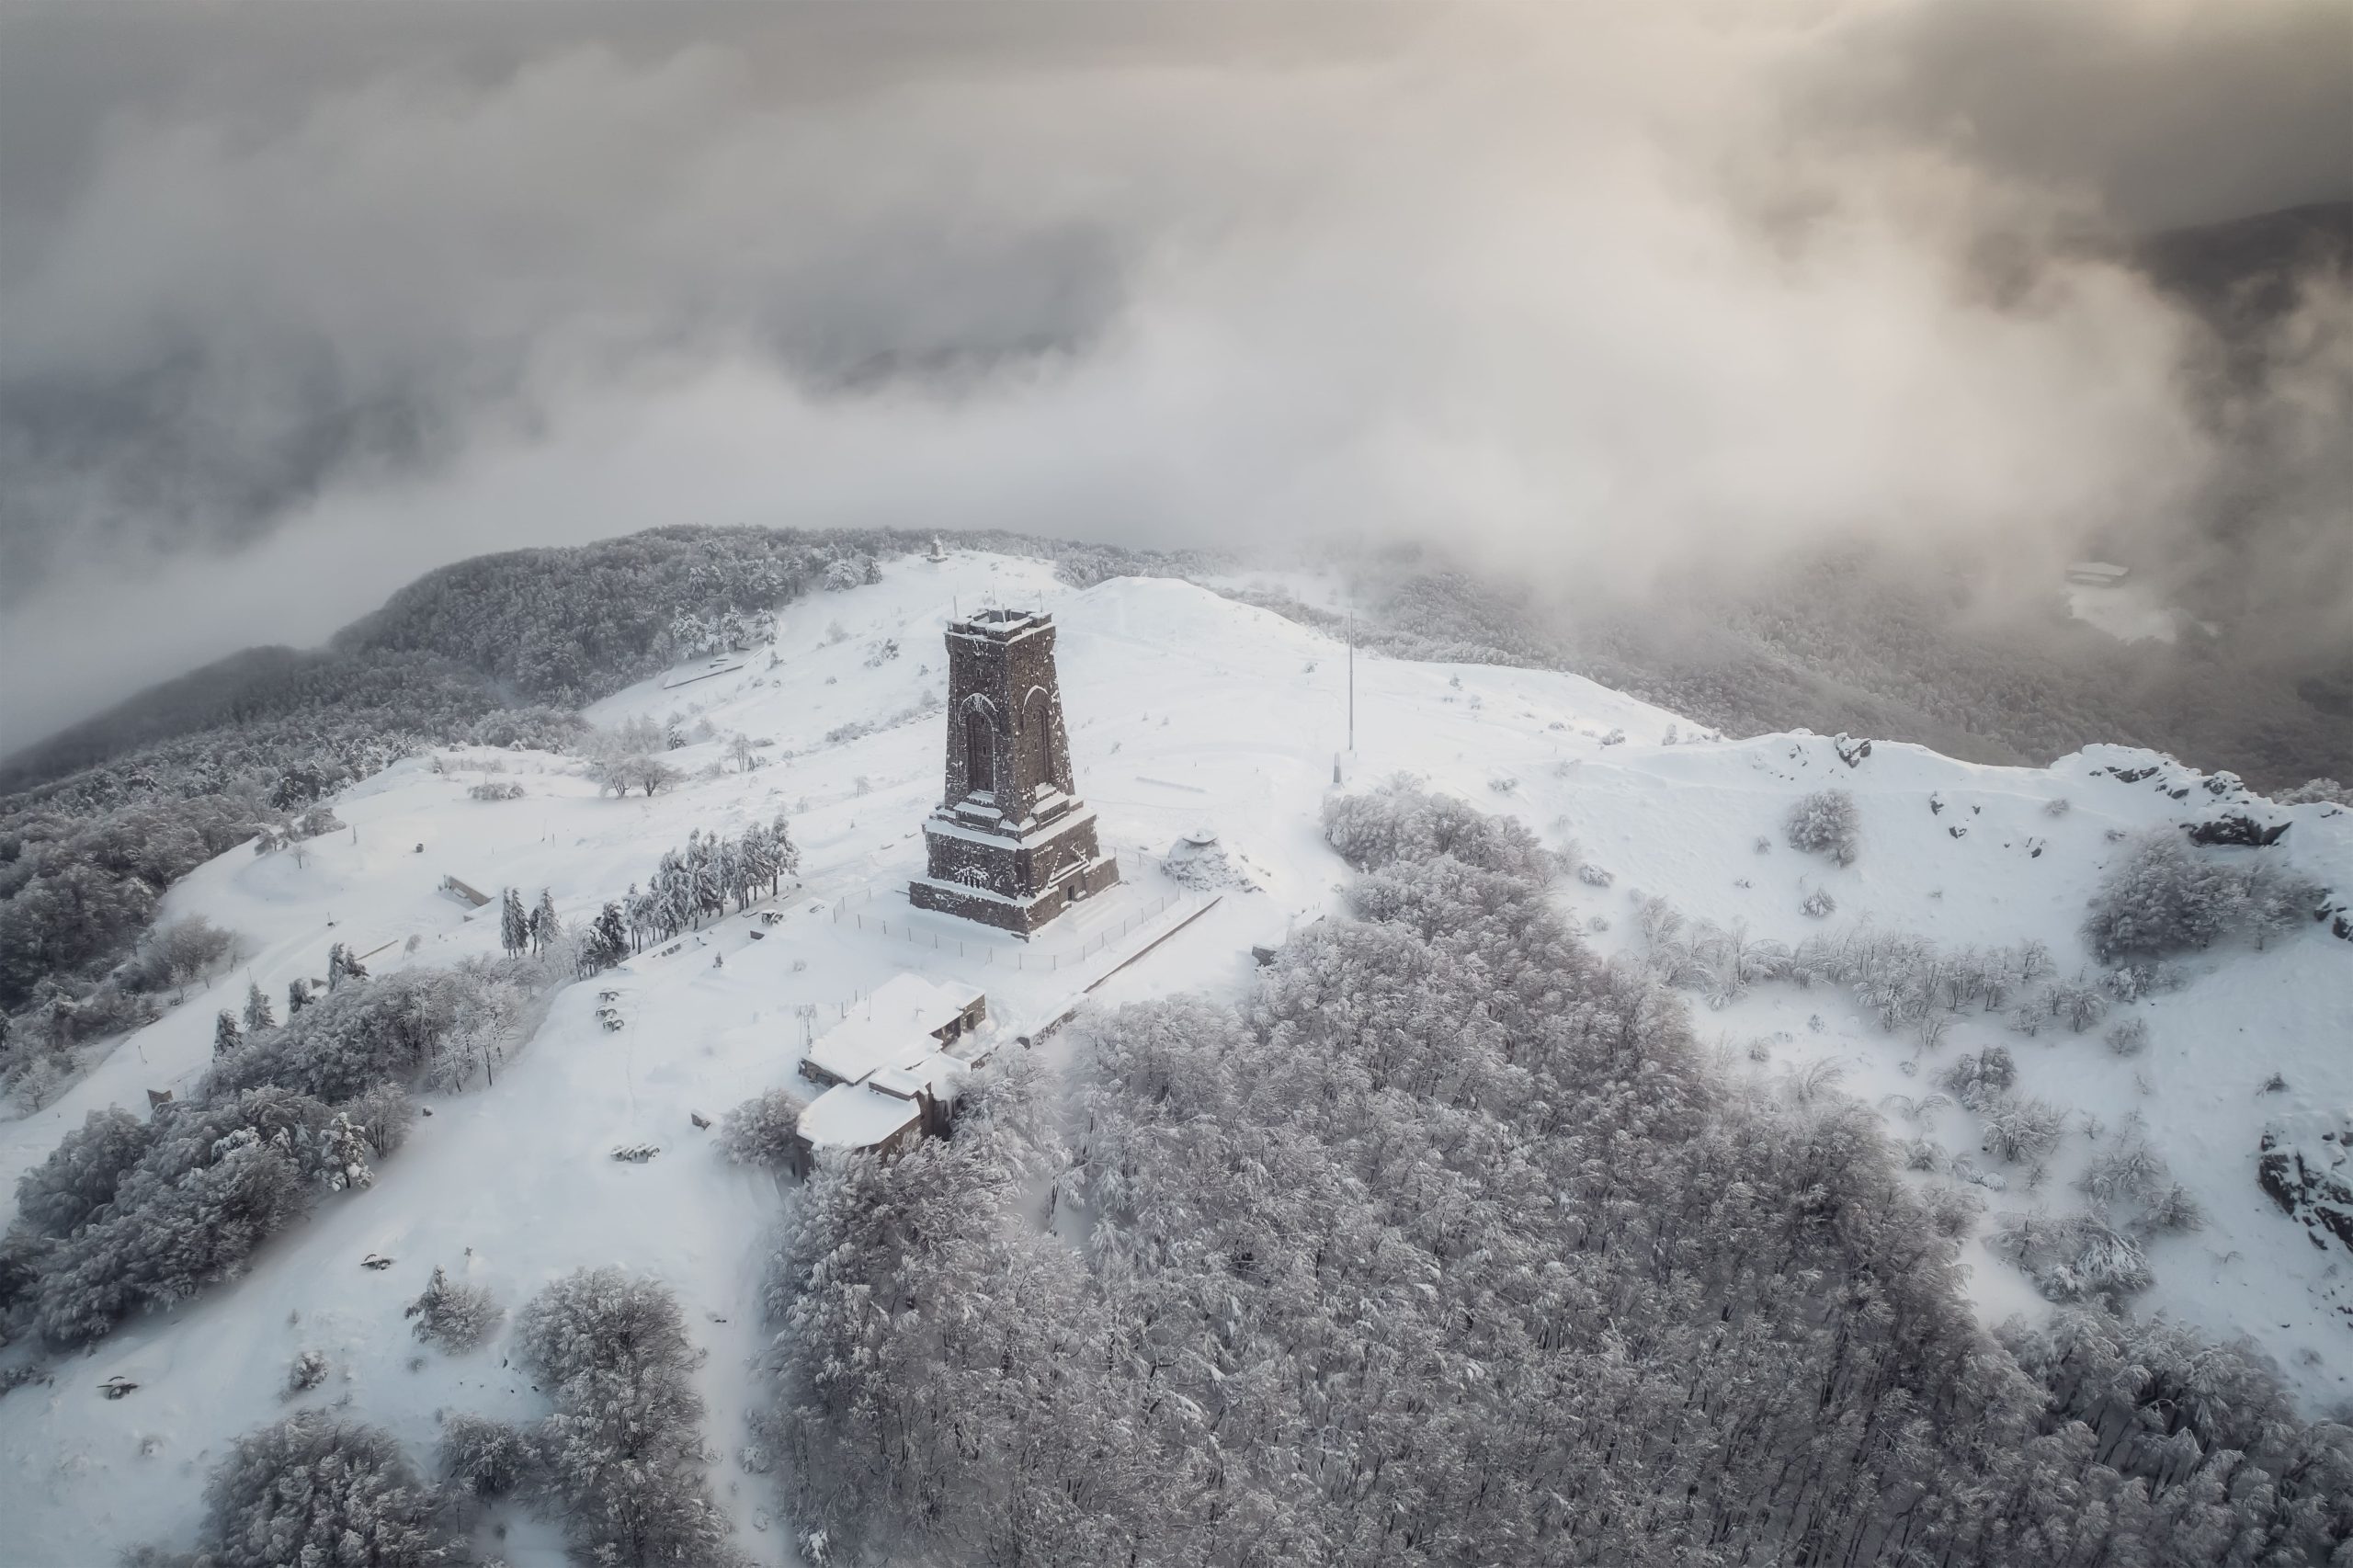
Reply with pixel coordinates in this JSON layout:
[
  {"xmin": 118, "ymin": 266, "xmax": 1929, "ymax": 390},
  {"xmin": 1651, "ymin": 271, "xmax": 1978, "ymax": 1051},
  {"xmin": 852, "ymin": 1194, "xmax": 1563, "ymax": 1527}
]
[
  {"xmin": 909, "ymin": 608, "xmax": 1120, "ymax": 936},
  {"xmin": 790, "ymin": 974, "xmax": 990, "ymax": 1170},
  {"xmin": 794, "ymin": 1062, "xmax": 963, "ymax": 1170},
  {"xmin": 797, "ymin": 974, "xmax": 987, "ymax": 1088}
]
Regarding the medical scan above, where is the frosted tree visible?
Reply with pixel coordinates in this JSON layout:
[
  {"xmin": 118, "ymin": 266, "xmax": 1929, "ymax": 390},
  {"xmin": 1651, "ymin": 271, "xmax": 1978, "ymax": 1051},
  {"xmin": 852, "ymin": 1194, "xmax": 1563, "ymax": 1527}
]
[
  {"xmin": 212, "ymin": 1010, "xmax": 242, "ymax": 1061},
  {"xmin": 529, "ymin": 889, "xmax": 560, "ymax": 957},
  {"xmin": 28, "ymin": 1091, "xmax": 337, "ymax": 1343},
  {"xmin": 580, "ymin": 903, "xmax": 630, "ymax": 976},
  {"xmin": 13, "ymin": 1106, "xmax": 151, "ymax": 1236},
  {"xmin": 169, "ymin": 1411, "xmax": 453, "ymax": 1568},
  {"xmin": 718, "ymin": 1086, "xmax": 810, "ymax": 1170},
  {"xmin": 515, "ymin": 1268, "xmax": 736, "ymax": 1567},
  {"xmin": 287, "ymin": 977, "xmax": 311, "ymax": 1016},
  {"xmin": 716, "ymin": 836, "xmax": 746, "ymax": 914},
  {"xmin": 689, "ymin": 833, "xmax": 726, "ymax": 924},
  {"xmin": 1980, "ymin": 1094, "xmax": 2070, "ymax": 1163},
  {"xmin": 623, "ymin": 883, "xmax": 656, "ymax": 954},
  {"xmin": 241, "ymin": 980, "xmax": 275, "ymax": 1033},
  {"xmin": 2083, "ymin": 828, "xmax": 2323, "ymax": 963},
  {"xmin": 1785, "ymin": 788, "xmax": 1861, "ymax": 866},
  {"xmin": 754, "ymin": 814, "xmax": 801, "ymax": 893},
  {"xmin": 405, "ymin": 1265, "xmax": 503, "ymax": 1353},
  {"xmin": 438, "ymin": 1413, "xmax": 534, "ymax": 1506},
  {"xmin": 501, "ymin": 887, "xmax": 529, "ymax": 958}
]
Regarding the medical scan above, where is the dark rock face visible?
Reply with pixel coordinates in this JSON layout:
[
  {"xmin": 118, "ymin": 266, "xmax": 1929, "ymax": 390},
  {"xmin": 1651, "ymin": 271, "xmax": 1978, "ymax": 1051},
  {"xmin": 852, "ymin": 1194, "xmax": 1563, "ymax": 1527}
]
[
  {"xmin": 2258, "ymin": 1123, "xmax": 2353, "ymax": 1256},
  {"xmin": 2188, "ymin": 813, "xmax": 2290, "ymax": 847}
]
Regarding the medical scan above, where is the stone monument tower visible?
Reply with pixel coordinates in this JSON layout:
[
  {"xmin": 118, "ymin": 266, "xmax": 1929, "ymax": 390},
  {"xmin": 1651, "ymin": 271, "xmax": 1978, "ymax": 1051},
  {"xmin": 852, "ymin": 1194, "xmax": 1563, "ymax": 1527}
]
[{"xmin": 909, "ymin": 608, "xmax": 1120, "ymax": 936}]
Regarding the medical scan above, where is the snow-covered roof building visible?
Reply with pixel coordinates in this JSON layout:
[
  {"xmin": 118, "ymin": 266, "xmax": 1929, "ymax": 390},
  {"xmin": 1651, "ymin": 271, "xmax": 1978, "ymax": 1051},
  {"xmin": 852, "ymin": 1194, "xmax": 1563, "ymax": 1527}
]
[
  {"xmin": 439, "ymin": 875, "xmax": 493, "ymax": 908},
  {"xmin": 799, "ymin": 973, "xmax": 986, "ymax": 1088},
  {"xmin": 790, "ymin": 975, "xmax": 989, "ymax": 1168},
  {"xmin": 798, "ymin": 1051, "xmax": 972, "ymax": 1157}
]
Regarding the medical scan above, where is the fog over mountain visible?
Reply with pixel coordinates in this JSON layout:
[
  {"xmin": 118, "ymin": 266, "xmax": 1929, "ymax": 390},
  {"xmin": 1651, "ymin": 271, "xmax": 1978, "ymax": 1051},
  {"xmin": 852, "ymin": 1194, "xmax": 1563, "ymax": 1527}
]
[{"xmin": 1, "ymin": 1, "xmax": 2347, "ymax": 749}]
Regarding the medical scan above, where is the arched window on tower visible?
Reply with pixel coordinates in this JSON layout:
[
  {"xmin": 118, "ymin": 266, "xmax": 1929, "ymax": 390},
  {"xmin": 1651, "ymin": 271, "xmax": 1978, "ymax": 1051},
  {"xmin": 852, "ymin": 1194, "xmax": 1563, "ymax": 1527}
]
[
  {"xmin": 964, "ymin": 707, "xmax": 993, "ymax": 795},
  {"xmin": 1025, "ymin": 687, "xmax": 1060, "ymax": 788}
]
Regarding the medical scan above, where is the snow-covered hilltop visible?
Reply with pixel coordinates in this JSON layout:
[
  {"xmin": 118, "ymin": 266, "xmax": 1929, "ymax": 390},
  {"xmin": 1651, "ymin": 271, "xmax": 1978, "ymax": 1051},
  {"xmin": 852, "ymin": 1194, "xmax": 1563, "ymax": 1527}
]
[{"xmin": 2, "ymin": 550, "xmax": 2347, "ymax": 1562}]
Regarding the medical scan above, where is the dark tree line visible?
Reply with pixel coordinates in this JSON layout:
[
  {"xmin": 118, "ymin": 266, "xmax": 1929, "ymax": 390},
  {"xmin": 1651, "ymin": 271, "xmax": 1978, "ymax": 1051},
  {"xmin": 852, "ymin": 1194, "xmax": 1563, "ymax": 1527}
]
[
  {"xmin": 617, "ymin": 820, "xmax": 800, "ymax": 954},
  {"xmin": 333, "ymin": 525, "xmax": 859, "ymax": 708},
  {"xmin": 2, "ymin": 956, "xmax": 545, "ymax": 1353},
  {"xmin": 0, "ymin": 795, "xmax": 264, "ymax": 1110},
  {"xmin": 0, "ymin": 645, "xmax": 587, "ymax": 805}
]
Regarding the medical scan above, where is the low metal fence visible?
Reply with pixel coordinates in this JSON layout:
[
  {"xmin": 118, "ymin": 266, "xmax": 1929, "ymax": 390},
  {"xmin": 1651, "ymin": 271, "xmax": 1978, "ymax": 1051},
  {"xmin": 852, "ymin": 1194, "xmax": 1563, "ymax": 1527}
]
[{"xmin": 828, "ymin": 859, "xmax": 1195, "ymax": 972}]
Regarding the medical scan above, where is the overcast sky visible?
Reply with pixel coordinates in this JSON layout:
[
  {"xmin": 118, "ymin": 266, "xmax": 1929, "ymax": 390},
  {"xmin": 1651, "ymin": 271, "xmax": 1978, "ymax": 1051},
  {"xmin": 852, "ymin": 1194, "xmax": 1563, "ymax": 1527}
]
[{"xmin": 2, "ymin": 1, "xmax": 2347, "ymax": 749}]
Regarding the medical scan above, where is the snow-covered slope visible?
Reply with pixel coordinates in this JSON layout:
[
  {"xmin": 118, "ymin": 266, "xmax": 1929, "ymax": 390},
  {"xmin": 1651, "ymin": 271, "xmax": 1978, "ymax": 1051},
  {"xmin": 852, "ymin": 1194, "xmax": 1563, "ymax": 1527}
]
[{"xmin": 4, "ymin": 550, "xmax": 2347, "ymax": 1562}]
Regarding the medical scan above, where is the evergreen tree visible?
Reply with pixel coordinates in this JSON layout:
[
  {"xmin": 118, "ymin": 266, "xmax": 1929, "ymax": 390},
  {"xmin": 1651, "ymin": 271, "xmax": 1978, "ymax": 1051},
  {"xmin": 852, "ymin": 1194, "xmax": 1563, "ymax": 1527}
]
[
  {"xmin": 717, "ymin": 837, "xmax": 746, "ymax": 913},
  {"xmin": 287, "ymin": 977, "xmax": 311, "ymax": 1015},
  {"xmin": 583, "ymin": 903, "xmax": 630, "ymax": 975},
  {"xmin": 772, "ymin": 813, "xmax": 801, "ymax": 888},
  {"xmin": 405, "ymin": 1265, "xmax": 503, "ymax": 1353},
  {"xmin": 212, "ymin": 1010, "xmax": 242, "ymax": 1061},
  {"xmin": 501, "ymin": 887, "xmax": 529, "ymax": 958},
  {"xmin": 530, "ymin": 889, "xmax": 560, "ymax": 956},
  {"xmin": 241, "ymin": 980, "xmax": 275, "ymax": 1033},
  {"xmin": 623, "ymin": 883, "xmax": 654, "ymax": 954}
]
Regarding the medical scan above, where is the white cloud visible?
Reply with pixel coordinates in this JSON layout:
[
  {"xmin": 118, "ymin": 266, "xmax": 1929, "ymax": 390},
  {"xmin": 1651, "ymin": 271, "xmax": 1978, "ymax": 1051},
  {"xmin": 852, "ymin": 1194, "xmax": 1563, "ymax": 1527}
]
[{"xmin": 1, "ymin": 3, "xmax": 2344, "ymax": 746}]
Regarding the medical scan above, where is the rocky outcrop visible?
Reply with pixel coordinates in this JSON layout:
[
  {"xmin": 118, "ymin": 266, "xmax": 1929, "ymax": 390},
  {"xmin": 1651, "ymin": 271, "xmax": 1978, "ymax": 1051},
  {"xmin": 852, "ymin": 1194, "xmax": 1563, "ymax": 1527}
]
[
  {"xmin": 2187, "ymin": 813, "xmax": 2290, "ymax": 847},
  {"xmin": 2258, "ymin": 1114, "xmax": 2353, "ymax": 1256}
]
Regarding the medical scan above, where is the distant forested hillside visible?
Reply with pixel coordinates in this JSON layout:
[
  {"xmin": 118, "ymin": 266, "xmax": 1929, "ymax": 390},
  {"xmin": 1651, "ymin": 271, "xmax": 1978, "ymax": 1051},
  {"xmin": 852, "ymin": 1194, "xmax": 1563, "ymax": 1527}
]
[
  {"xmin": 2137, "ymin": 200, "xmax": 2352, "ymax": 334},
  {"xmin": 0, "ymin": 648, "xmax": 574, "ymax": 810},
  {"xmin": 4, "ymin": 528, "xmax": 827, "ymax": 801},
  {"xmin": 1244, "ymin": 547, "xmax": 2352, "ymax": 795},
  {"xmin": 332, "ymin": 526, "xmax": 836, "ymax": 708},
  {"xmin": 2, "ymin": 526, "xmax": 1214, "ymax": 807}
]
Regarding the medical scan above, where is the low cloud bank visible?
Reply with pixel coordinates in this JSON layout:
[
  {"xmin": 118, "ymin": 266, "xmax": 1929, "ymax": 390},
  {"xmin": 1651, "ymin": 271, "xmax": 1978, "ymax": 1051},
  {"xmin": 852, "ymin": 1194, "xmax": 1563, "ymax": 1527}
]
[{"xmin": 1, "ymin": 3, "xmax": 2346, "ymax": 746}]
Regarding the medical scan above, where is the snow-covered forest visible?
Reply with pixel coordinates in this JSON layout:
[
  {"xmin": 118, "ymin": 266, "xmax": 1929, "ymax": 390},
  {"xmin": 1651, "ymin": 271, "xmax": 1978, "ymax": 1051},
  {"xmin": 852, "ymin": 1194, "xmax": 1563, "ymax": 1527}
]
[{"xmin": 767, "ymin": 784, "xmax": 2349, "ymax": 1566}]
